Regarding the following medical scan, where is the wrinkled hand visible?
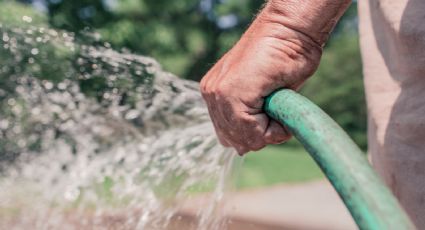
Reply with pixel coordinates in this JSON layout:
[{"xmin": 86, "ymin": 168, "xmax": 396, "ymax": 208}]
[{"xmin": 200, "ymin": 5, "xmax": 324, "ymax": 155}]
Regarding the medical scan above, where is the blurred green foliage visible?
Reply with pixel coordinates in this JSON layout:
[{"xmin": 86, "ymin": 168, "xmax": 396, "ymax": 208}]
[
  {"xmin": 0, "ymin": 1, "xmax": 46, "ymax": 26},
  {"xmin": 1, "ymin": 1, "xmax": 367, "ymax": 149},
  {"xmin": 302, "ymin": 34, "xmax": 367, "ymax": 148},
  {"xmin": 238, "ymin": 144, "xmax": 324, "ymax": 188},
  {"xmin": 39, "ymin": 0, "xmax": 264, "ymax": 80}
]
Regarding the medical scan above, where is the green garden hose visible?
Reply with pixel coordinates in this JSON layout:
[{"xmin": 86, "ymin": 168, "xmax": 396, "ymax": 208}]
[{"xmin": 264, "ymin": 89, "xmax": 415, "ymax": 230}]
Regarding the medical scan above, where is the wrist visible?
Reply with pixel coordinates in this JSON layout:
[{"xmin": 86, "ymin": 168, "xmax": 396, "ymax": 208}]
[
  {"xmin": 260, "ymin": 0, "xmax": 352, "ymax": 46},
  {"xmin": 236, "ymin": 19, "xmax": 323, "ymax": 89}
]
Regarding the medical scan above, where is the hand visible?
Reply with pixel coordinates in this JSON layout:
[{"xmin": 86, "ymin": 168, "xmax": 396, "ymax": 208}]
[{"xmin": 200, "ymin": 4, "xmax": 324, "ymax": 155}]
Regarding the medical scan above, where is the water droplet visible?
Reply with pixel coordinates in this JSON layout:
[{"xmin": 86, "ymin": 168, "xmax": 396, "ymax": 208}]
[
  {"xmin": 2, "ymin": 33, "xmax": 9, "ymax": 42},
  {"xmin": 64, "ymin": 188, "xmax": 80, "ymax": 201},
  {"xmin": 31, "ymin": 48, "xmax": 39, "ymax": 55},
  {"xmin": 7, "ymin": 98, "xmax": 16, "ymax": 106},
  {"xmin": 22, "ymin": 16, "xmax": 33, "ymax": 23},
  {"xmin": 0, "ymin": 120, "xmax": 9, "ymax": 130},
  {"xmin": 43, "ymin": 81, "xmax": 53, "ymax": 90},
  {"xmin": 58, "ymin": 82, "xmax": 67, "ymax": 90},
  {"xmin": 125, "ymin": 110, "xmax": 140, "ymax": 120}
]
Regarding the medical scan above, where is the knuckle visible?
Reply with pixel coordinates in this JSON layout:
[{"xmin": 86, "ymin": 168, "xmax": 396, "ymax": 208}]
[
  {"xmin": 201, "ymin": 91, "xmax": 210, "ymax": 101},
  {"xmin": 200, "ymin": 79, "xmax": 209, "ymax": 95},
  {"xmin": 214, "ymin": 84, "xmax": 229, "ymax": 97}
]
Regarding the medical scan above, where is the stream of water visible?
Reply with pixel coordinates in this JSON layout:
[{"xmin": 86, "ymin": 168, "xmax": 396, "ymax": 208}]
[{"xmin": 0, "ymin": 19, "xmax": 237, "ymax": 230}]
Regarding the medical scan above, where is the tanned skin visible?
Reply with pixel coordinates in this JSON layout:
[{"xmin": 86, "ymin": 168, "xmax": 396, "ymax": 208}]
[{"xmin": 200, "ymin": 0, "xmax": 352, "ymax": 155}]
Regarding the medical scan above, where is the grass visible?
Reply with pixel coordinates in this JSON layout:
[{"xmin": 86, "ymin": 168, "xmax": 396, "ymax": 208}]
[{"xmin": 235, "ymin": 141, "xmax": 324, "ymax": 190}]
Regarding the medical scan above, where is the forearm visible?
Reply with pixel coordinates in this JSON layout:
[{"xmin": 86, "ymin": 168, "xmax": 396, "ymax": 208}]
[
  {"xmin": 257, "ymin": 0, "xmax": 352, "ymax": 46},
  {"xmin": 228, "ymin": 0, "xmax": 351, "ymax": 91}
]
